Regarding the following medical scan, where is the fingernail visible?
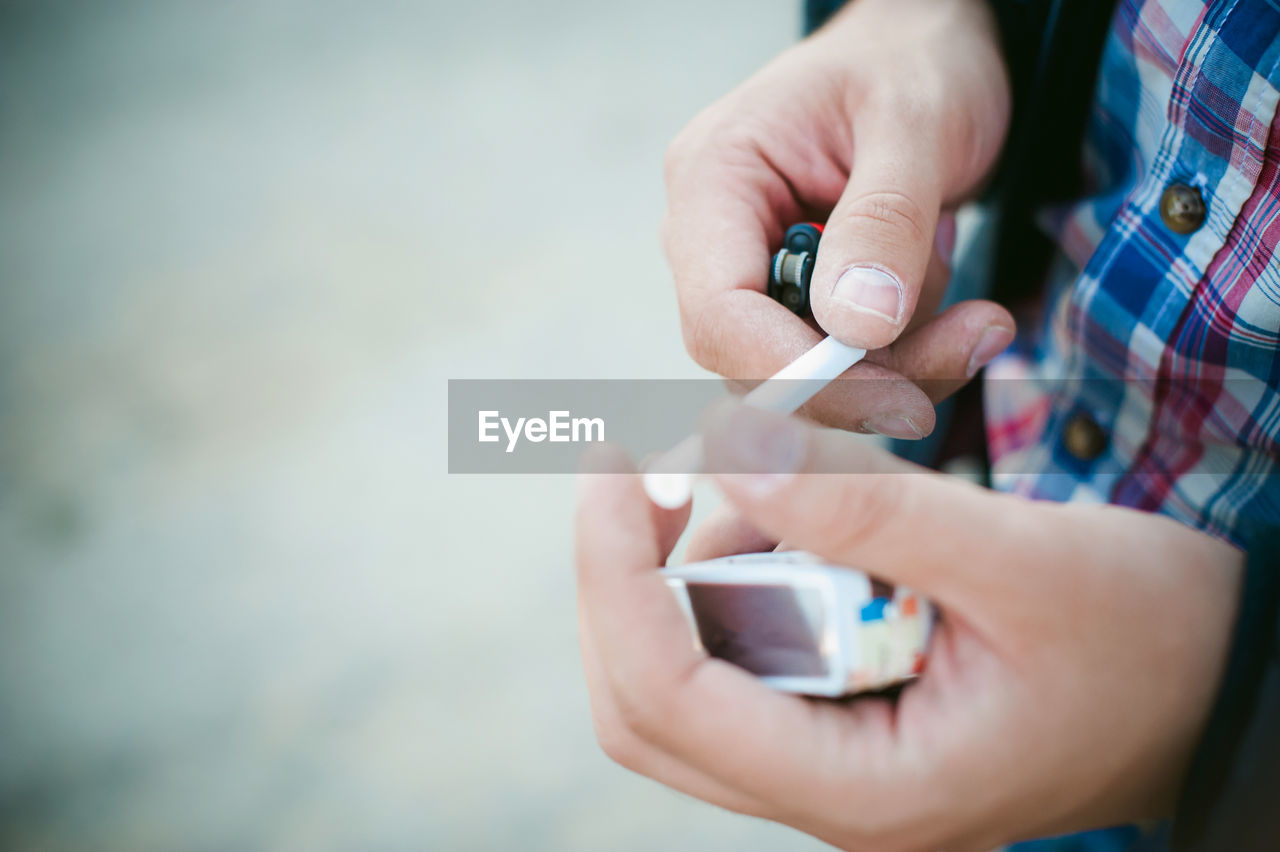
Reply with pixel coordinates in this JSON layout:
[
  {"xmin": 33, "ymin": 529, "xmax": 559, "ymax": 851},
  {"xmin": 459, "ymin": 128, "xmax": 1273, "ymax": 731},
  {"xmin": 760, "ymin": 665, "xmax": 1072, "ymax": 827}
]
[
  {"xmin": 966, "ymin": 326, "xmax": 1015, "ymax": 378},
  {"xmin": 830, "ymin": 265, "xmax": 903, "ymax": 324},
  {"xmin": 703, "ymin": 404, "xmax": 805, "ymax": 497},
  {"xmin": 861, "ymin": 413, "xmax": 924, "ymax": 440}
]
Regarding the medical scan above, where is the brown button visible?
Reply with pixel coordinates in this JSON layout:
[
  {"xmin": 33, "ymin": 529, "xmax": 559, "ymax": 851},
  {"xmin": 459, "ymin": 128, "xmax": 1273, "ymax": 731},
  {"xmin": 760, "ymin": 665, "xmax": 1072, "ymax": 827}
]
[
  {"xmin": 1062, "ymin": 412, "xmax": 1108, "ymax": 461},
  {"xmin": 1160, "ymin": 183, "xmax": 1205, "ymax": 234},
  {"xmin": 1064, "ymin": 409, "xmax": 1105, "ymax": 457}
]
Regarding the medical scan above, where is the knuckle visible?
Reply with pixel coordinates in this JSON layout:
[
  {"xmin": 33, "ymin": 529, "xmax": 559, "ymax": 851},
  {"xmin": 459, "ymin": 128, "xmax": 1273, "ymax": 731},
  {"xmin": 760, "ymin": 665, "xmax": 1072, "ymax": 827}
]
[
  {"xmin": 664, "ymin": 101, "xmax": 759, "ymax": 188},
  {"xmin": 839, "ymin": 190, "xmax": 930, "ymax": 248},
  {"xmin": 864, "ymin": 69, "xmax": 945, "ymax": 128},
  {"xmin": 898, "ymin": 85, "xmax": 943, "ymax": 127},
  {"xmin": 663, "ymin": 108, "xmax": 723, "ymax": 184}
]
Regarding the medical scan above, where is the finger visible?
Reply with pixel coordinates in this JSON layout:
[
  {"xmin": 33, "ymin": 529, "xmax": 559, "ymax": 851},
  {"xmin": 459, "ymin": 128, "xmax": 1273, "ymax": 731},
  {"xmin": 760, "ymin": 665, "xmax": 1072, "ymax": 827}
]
[
  {"xmin": 902, "ymin": 212, "xmax": 956, "ymax": 335},
  {"xmin": 662, "ymin": 132, "xmax": 809, "ymax": 374},
  {"xmin": 710, "ymin": 292, "xmax": 1014, "ymax": 437},
  {"xmin": 683, "ymin": 501, "xmax": 778, "ymax": 563},
  {"xmin": 700, "ymin": 403, "xmax": 1035, "ymax": 610},
  {"xmin": 702, "ymin": 289, "xmax": 938, "ymax": 438},
  {"xmin": 575, "ymin": 444, "xmax": 885, "ymax": 815},
  {"xmin": 809, "ymin": 108, "xmax": 943, "ymax": 350},
  {"xmin": 808, "ymin": 299, "xmax": 1014, "ymax": 437},
  {"xmin": 576, "ymin": 604, "xmax": 771, "ymax": 817},
  {"xmin": 881, "ymin": 300, "xmax": 1015, "ymax": 404},
  {"xmin": 688, "ymin": 288, "xmax": 823, "ymax": 380}
]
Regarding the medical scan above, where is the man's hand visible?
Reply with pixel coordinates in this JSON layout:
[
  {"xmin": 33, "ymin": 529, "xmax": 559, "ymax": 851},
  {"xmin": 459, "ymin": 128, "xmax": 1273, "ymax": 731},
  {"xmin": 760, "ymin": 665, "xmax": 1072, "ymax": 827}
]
[
  {"xmin": 663, "ymin": 0, "xmax": 1013, "ymax": 438},
  {"xmin": 575, "ymin": 405, "xmax": 1243, "ymax": 851}
]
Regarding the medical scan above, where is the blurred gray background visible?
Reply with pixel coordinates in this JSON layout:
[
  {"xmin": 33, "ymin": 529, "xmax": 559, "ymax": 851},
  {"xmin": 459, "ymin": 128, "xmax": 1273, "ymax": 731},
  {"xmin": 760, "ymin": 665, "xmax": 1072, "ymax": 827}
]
[{"xmin": 0, "ymin": 0, "xmax": 828, "ymax": 849}]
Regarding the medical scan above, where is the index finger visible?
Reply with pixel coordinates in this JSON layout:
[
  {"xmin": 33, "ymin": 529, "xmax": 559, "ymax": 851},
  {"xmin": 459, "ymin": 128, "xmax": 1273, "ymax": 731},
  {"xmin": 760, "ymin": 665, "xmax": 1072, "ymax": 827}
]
[
  {"xmin": 700, "ymin": 403, "xmax": 1041, "ymax": 618},
  {"xmin": 661, "ymin": 132, "xmax": 811, "ymax": 374}
]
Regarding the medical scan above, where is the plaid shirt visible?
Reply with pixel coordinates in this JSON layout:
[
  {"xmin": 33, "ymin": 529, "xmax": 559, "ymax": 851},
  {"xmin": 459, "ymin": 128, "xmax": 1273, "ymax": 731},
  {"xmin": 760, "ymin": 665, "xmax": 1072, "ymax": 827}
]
[{"xmin": 985, "ymin": 0, "xmax": 1280, "ymax": 550}]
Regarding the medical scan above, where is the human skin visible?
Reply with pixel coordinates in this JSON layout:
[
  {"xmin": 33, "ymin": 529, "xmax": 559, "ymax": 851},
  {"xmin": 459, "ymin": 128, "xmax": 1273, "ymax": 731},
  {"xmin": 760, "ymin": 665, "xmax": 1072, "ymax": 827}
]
[
  {"xmin": 614, "ymin": 1, "xmax": 1243, "ymax": 844},
  {"xmin": 662, "ymin": 0, "xmax": 1014, "ymax": 438},
  {"xmin": 574, "ymin": 404, "xmax": 1243, "ymax": 851}
]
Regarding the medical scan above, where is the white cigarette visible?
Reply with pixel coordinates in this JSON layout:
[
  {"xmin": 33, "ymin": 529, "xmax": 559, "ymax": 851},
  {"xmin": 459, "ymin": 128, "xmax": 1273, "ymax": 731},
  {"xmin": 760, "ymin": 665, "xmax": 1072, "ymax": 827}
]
[{"xmin": 643, "ymin": 336, "xmax": 866, "ymax": 508}]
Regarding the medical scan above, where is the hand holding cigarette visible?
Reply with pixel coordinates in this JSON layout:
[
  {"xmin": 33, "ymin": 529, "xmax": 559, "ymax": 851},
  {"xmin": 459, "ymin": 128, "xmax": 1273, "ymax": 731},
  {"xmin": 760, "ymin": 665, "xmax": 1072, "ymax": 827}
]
[{"xmin": 661, "ymin": 0, "xmax": 1014, "ymax": 439}]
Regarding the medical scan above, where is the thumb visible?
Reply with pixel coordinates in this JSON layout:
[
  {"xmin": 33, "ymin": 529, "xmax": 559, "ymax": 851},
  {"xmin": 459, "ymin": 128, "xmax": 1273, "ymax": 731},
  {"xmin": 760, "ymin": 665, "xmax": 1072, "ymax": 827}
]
[
  {"xmin": 700, "ymin": 402, "xmax": 1037, "ymax": 609},
  {"xmin": 810, "ymin": 113, "xmax": 943, "ymax": 350}
]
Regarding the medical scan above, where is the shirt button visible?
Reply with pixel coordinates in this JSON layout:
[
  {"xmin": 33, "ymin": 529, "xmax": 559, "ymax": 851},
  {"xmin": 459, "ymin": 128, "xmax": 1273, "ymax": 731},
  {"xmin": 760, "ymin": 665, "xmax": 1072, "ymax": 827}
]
[
  {"xmin": 1062, "ymin": 412, "xmax": 1108, "ymax": 461},
  {"xmin": 1159, "ymin": 183, "xmax": 1205, "ymax": 234}
]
